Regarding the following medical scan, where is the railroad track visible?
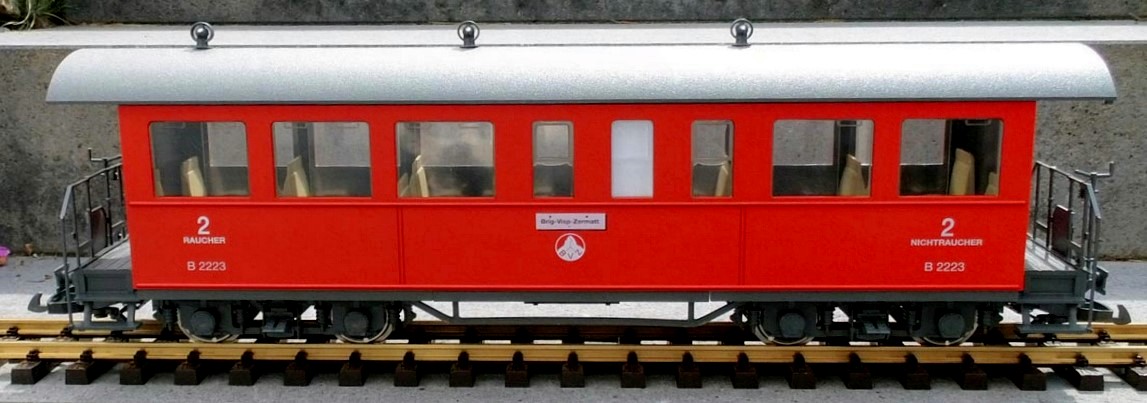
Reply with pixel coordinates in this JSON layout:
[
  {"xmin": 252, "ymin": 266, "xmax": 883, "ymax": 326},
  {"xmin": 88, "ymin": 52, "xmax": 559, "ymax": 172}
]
[{"xmin": 2, "ymin": 320, "xmax": 1146, "ymax": 391}]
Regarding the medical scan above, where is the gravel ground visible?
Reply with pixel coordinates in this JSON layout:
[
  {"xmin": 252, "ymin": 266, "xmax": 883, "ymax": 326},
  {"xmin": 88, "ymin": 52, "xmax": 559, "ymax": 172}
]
[{"xmin": 0, "ymin": 255, "xmax": 1145, "ymax": 402}]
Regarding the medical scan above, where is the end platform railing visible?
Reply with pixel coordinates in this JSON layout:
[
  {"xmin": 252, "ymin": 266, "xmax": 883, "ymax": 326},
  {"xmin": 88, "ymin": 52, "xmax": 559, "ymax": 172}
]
[
  {"xmin": 54, "ymin": 151, "xmax": 128, "ymax": 325},
  {"xmin": 1028, "ymin": 161, "xmax": 1112, "ymax": 326}
]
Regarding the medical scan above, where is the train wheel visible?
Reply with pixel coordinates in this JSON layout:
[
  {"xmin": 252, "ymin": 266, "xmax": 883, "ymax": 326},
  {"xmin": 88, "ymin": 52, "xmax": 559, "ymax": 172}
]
[
  {"xmin": 334, "ymin": 307, "xmax": 395, "ymax": 344},
  {"xmin": 913, "ymin": 311, "xmax": 978, "ymax": 347},
  {"xmin": 178, "ymin": 308, "xmax": 239, "ymax": 343},
  {"xmin": 751, "ymin": 311, "xmax": 814, "ymax": 345},
  {"xmin": 752, "ymin": 325, "xmax": 814, "ymax": 345}
]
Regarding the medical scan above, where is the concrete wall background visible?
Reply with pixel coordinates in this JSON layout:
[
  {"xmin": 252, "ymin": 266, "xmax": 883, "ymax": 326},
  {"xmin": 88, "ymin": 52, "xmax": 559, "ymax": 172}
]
[
  {"xmin": 1, "ymin": 43, "xmax": 1144, "ymax": 257},
  {"xmin": 1038, "ymin": 44, "xmax": 1147, "ymax": 259},
  {"xmin": 0, "ymin": 49, "xmax": 119, "ymax": 255},
  {"xmin": 66, "ymin": 1, "xmax": 1147, "ymax": 24}
]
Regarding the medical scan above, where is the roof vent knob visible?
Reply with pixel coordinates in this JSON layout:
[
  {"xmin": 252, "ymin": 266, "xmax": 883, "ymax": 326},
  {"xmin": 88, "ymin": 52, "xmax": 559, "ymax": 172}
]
[
  {"xmin": 191, "ymin": 22, "xmax": 214, "ymax": 50},
  {"xmin": 730, "ymin": 18, "xmax": 753, "ymax": 47},
  {"xmin": 458, "ymin": 20, "xmax": 480, "ymax": 49}
]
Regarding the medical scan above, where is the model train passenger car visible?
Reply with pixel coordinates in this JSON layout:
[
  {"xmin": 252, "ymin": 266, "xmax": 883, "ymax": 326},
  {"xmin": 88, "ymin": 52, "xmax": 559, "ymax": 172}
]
[{"xmin": 30, "ymin": 21, "xmax": 1128, "ymax": 345}]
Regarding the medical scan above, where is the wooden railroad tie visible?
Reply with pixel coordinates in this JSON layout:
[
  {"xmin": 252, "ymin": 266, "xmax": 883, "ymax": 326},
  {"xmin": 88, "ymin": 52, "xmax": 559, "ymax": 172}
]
[
  {"xmin": 65, "ymin": 349, "xmax": 112, "ymax": 385},
  {"xmin": 284, "ymin": 351, "xmax": 311, "ymax": 386},
  {"xmin": 394, "ymin": 351, "xmax": 419, "ymax": 387},
  {"xmin": 338, "ymin": 351, "xmax": 365, "ymax": 387},
  {"xmin": 119, "ymin": 349, "xmax": 153, "ymax": 385},
  {"xmin": 956, "ymin": 353, "xmax": 988, "ymax": 390},
  {"xmin": 787, "ymin": 352, "xmax": 816, "ymax": 389},
  {"xmin": 450, "ymin": 351, "xmax": 475, "ymax": 387},
  {"xmin": 676, "ymin": 352, "xmax": 702, "ymax": 389},
  {"xmin": 1010, "ymin": 354, "xmax": 1047, "ymax": 391},
  {"xmin": 620, "ymin": 351, "xmax": 645, "ymax": 388},
  {"xmin": 505, "ymin": 351, "xmax": 529, "ymax": 387},
  {"xmin": 11, "ymin": 350, "xmax": 51, "ymax": 385},
  {"xmin": 1054, "ymin": 354, "xmax": 1104, "ymax": 391},
  {"xmin": 561, "ymin": 352, "xmax": 585, "ymax": 388},
  {"xmin": 1113, "ymin": 354, "xmax": 1147, "ymax": 391},
  {"xmin": 731, "ymin": 352, "xmax": 759, "ymax": 389},
  {"xmin": 899, "ymin": 354, "xmax": 930, "ymax": 390},
  {"xmin": 229, "ymin": 350, "xmax": 259, "ymax": 386},
  {"xmin": 174, "ymin": 350, "xmax": 207, "ymax": 386}
]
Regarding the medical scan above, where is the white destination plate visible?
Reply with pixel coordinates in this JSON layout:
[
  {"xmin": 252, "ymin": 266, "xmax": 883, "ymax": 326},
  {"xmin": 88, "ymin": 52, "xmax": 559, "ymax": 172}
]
[{"xmin": 536, "ymin": 213, "xmax": 606, "ymax": 230}]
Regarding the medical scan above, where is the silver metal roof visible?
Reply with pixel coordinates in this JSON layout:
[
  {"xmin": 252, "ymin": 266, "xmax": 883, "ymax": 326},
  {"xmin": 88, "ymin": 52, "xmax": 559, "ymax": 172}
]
[
  {"xmin": 8, "ymin": 22, "xmax": 1147, "ymax": 49},
  {"xmin": 46, "ymin": 42, "xmax": 1116, "ymax": 104}
]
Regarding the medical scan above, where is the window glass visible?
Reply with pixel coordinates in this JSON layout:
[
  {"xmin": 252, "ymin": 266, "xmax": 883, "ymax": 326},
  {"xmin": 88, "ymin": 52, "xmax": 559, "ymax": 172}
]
[
  {"xmin": 150, "ymin": 122, "xmax": 248, "ymax": 197},
  {"xmin": 273, "ymin": 122, "xmax": 371, "ymax": 197},
  {"xmin": 534, "ymin": 122, "xmax": 573, "ymax": 197},
  {"xmin": 397, "ymin": 122, "xmax": 494, "ymax": 197},
  {"xmin": 900, "ymin": 120, "xmax": 946, "ymax": 165},
  {"xmin": 206, "ymin": 123, "xmax": 248, "ymax": 167},
  {"xmin": 900, "ymin": 119, "xmax": 1002, "ymax": 196},
  {"xmin": 772, "ymin": 120, "xmax": 873, "ymax": 197},
  {"xmin": 611, "ymin": 120, "xmax": 654, "ymax": 198},
  {"xmin": 692, "ymin": 121, "xmax": 733, "ymax": 197}
]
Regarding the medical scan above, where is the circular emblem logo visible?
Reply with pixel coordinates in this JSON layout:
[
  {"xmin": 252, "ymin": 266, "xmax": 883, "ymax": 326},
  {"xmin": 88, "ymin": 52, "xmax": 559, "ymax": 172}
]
[{"xmin": 554, "ymin": 233, "xmax": 586, "ymax": 262}]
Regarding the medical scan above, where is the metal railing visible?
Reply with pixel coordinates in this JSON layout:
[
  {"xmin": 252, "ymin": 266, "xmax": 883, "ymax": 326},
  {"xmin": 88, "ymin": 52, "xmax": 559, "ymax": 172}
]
[
  {"xmin": 57, "ymin": 152, "xmax": 128, "ymax": 325},
  {"xmin": 1028, "ymin": 161, "xmax": 1111, "ymax": 325}
]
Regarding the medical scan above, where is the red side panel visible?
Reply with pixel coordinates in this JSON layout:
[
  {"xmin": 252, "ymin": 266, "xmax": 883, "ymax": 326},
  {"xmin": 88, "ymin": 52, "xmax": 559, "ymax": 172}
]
[
  {"xmin": 744, "ymin": 203, "xmax": 1027, "ymax": 290},
  {"xmin": 129, "ymin": 205, "xmax": 400, "ymax": 289},
  {"xmin": 400, "ymin": 206, "xmax": 742, "ymax": 288}
]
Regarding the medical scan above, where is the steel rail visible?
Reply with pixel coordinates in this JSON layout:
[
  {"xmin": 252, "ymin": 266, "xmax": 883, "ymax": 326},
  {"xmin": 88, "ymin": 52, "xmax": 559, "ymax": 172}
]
[
  {"xmin": 2, "ymin": 320, "xmax": 165, "ymax": 338},
  {"xmin": 5, "ymin": 319, "xmax": 1147, "ymax": 342},
  {"xmin": 0, "ymin": 340, "xmax": 1144, "ymax": 366},
  {"xmin": 995, "ymin": 324, "xmax": 1147, "ymax": 342}
]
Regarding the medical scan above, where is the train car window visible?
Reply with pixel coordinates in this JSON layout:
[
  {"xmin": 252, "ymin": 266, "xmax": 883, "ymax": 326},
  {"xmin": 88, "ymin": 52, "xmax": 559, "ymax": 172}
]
[
  {"xmin": 611, "ymin": 120, "xmax": 654, "ymax": 198},
  {"xmin": 900, "ymin": 119, "xmax": 1002, "ymax": 196},
  {"xmin": 272, "ymin": 122, "xmax": 371, "ymax": 198},
  {"xmin": 533, "ymin": 122, "xmax": 573, "ymax": 197},
  {"xmin": 150, "ymin": 122, "xmax": 249, "ymax": 197},
  {"xmin": 772, "ymin": 120, "xmax": 873, "ymax": 197},
  {"xmin": 396, "ymin": 122, "xmax": 495, "ymax": 197},
  {"xmin": 692, "ymin": 121, "xmax": 733, "ymax": 197}
]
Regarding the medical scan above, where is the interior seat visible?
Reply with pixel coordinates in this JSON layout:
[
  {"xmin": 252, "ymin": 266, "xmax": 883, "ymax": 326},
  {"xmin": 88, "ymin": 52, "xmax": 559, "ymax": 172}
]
[
  {"xmin": 408, "ymin": 167, "xmax": 430, "ymax": 197},
  {"xmin": 181, "ymin": 156, "xmax": 206, "ymax": 197},
  {"xmin": 837, "ymin": 154, "xmax": 868, "ymax": 196},
  {"xmin": 714, "ymin": 162, "xmax": 732, "ymax": 197},
  {"xmin": 949, "ymin": 148, "xmax": 975, "ymax": 195},
  {"xmin": 400, "ymin": 155, "xmax": 426, "ymax": 197},
  {"xmin": 281, "ymin": 156, "xmax": 311, "ymax": 197},
  {"xmin": 985, "ymin": 171, "xmax": 1000, "ymax": 196}
]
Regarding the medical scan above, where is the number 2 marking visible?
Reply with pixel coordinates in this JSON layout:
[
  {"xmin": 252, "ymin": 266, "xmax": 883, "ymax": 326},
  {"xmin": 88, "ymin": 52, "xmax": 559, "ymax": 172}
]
[
  {"xmin": 197, "ymin": 216, "xmax": 211, "ymax": 235},
  {"xmin": 940, "ymin": 217, "xmax": 955, "ymax": 238}
]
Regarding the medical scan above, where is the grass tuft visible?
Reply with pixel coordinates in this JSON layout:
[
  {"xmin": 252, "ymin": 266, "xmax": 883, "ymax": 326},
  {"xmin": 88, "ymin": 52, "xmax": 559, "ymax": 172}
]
[{"xmin": 2, "ymin": 0, "xmax": 67, "ymax": 30}]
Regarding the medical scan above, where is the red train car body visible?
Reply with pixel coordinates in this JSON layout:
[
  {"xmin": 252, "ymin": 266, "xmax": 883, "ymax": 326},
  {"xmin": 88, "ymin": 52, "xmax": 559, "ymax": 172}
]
[{"xmin": 120, "ymin": 102, "xmax": 1033, "ymax": 293}]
